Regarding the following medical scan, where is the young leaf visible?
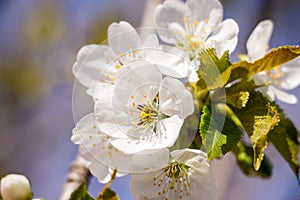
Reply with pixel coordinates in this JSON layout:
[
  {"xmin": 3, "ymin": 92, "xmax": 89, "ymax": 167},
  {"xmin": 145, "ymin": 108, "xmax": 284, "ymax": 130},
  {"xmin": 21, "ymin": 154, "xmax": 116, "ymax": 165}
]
[
  {"xmin": 250, "ymin": 105, "xmax": 279, "ymax": 170},
  {"xmin": 268, "ymin": 104, "xmax": 300, "ymax": 180},
  {"xmin": 231, "ymin": 45, "xmax": 300, "ymax": 76},
  {"xmin": 200, "ymin": 105, "xmax": 226, "ymax": 159},
  {"xmin": 226, "ymin": 90, "xmax": 250, "ymax": 109},
  {"xmin": 230, "ymin": 91, "xmax": 280, "ymax": 170},
  {"xmin": 70, "ymin": 183, "xmax": 94, "ymax": 200},
  {"xmin": 233, "ymin": 142, "xmax": 272, "ymax": 178},
  {"xmin": 200, "ymin": 105, "xmax": 242, "ymax": 159},
  {"xmin": 196, "ymin": 48, "xmax": 232, "ymax": 91},
  {"xmin": 96, "ymin": 188, "xmax": 119, "ymax": 200}
]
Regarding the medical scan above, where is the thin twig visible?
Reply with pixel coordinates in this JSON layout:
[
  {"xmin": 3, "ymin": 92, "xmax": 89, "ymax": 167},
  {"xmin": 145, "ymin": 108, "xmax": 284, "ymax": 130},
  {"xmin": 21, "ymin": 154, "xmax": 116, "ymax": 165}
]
[{"xmin": 59, "ymin": 155, "xmax": 91, "ymax": 200}]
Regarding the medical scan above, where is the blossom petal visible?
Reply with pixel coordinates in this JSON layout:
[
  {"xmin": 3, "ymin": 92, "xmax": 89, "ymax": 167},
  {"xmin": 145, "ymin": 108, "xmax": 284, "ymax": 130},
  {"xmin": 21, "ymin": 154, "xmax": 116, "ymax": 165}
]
[
  {"xmin": 171, "ymin": 149, "xmax": 218, "ymax": 200},
  {"xmin": 130, "ymin": 148, "xmax": 218, "ymax": 200},
  {"xmin": 154, "ymin": 0, "xmax": 190, "ymax": 44},
  {"xmin": 143, "ymin": 34, "xmax": 159, "ymax": 48},
  {"xmin": 144, "ymin": 46, "xmax": 191, "ymax": 78},
  {"xmin": 269, "ymin": 86, "xmax": 298, "ymax": 104},
  {"xmin": 72, "ymin": 113, "xmax": 128, "ymax": 182},
  {"xmin": 114, "ymin": 62, "xmax": 162, "ymax": 104},
  {"xmin": 247, "ymin": 20, "xmax": 274, "ymax": 61},
  {"xmin": 94, "ymin": 94, "xmax": 129, "ymax": 139},
  {"xmin": 187, "ymin": 0, "xmax": 223, "ymax": 26},
  {"xmin": 108, "ymin": 21, "xmax": 142, "ymax": 54},
  {"xmin": 73, "ymin": 44, "xmax": 116, "ymax": 88},
  {"xmin": 159, "ymin": 77, "xmax": 194, "ymax": 118},
  {"xmin": 72, "ymin": 114, "xmax": 169, "ymax": 174},
  {"xmin": 209, "ymin": 18, "xmax": 239, "ymax": 56},
  {"xmin": 111, "ymin": 116, "xmax": 183, "ymax": 153},
  {"xmin": 280, "ymin": 58, "xmax": 300, "ymax": 90}
]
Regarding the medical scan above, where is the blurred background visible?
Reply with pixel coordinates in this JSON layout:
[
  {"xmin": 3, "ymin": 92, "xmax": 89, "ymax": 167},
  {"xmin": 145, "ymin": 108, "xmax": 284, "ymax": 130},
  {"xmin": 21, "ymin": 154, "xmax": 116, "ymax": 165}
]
[{"xmin": 0, "ymin": 0, "xmax": 299, "ymax": 199}]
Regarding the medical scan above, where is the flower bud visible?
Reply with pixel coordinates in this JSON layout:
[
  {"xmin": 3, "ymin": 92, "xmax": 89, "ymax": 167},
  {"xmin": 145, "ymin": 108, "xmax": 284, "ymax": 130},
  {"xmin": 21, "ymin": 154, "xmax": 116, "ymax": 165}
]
[{"xmin": 1, "ymin": 174, "xmax": 33, "ymax": 200}]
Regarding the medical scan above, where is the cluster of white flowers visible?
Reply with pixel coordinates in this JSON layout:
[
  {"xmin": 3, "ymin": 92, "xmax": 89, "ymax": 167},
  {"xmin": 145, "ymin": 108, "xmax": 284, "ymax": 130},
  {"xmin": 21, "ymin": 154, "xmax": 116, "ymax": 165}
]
[{"xmin": 71, "ymin": 0, "xmax": 300, "ymax": 199}]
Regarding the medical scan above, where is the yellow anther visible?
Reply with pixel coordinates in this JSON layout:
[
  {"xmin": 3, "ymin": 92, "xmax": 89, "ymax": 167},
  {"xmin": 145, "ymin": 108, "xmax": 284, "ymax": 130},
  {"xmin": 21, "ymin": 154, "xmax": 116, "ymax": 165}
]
[
  {"xmin": 193, "ymin": 20, "xmax": 199, "ymax": 25},
  {"xmin": 133, "ymin": 49, "xmax": 138, "ymax": 55},
  {"xmin": 205, "ymin": 18, "xmax": 209, "ymax": 23},
  {"xmin": 131, "ymin": 95, "xmax": 135, "ymax": 99},
  {"xmin": 120, "ymin": 53, "xmax": 125, "ymax": 57},
  {"xmin": 183, "ymin": 17, "xmax": 188, "ymax": 23},
  {"xmin": 128, "ymin": 45, "xmax": 132, "ymax": 49}
]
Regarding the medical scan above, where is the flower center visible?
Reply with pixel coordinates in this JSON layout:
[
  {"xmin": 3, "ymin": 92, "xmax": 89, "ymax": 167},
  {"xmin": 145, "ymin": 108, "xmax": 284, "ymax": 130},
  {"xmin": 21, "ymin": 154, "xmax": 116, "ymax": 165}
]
[
  {"xmin": 153, "ymin": 161, "xmax": 191, "ymax": 199},
  {"xmin": 266, "ymin": 67, "xmax": 285, "ymax": 86},
  {"xmin": 137, "ymin": 103, "xmax": 160, "ymax": 128},
  {"xmin": 129, "ymin": 95, "xmax": 168, "ymax": 133}
]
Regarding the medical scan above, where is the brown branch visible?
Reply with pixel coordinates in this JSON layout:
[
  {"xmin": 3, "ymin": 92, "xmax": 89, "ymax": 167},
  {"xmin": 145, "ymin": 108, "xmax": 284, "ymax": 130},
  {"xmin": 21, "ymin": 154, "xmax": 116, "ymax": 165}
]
[{"xmin": 59, "ymin": 155, "xmax": 91, "ymax": 200}]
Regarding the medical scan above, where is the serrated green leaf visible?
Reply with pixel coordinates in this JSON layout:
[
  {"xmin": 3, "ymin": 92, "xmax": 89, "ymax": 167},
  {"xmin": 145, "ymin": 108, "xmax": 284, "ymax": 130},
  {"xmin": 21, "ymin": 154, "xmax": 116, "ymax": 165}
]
[
  {"xmin": 70, "ymin": 183, "xmax": 94, "ymax": 200},
  {"xmin": 231, "ymin": 45, "xmax": 300, "ymax": 76},
  {"xmin": 226, "ymin": 90, "xmax": 250, "ymax": 109},
  {"xmin": 251, "ymin": 105, "xmax": 280, "ymax": 170},
  {"xmin": 230, "ymin": 91, "xmax": 280, "ymax": 170},
  {"xmin": 233, "ymin": 142, "xmax": 272, "ymax": 178},
  {"xmin": 196, "ymin": 48, "xmax": 232, "ymax": 91},
  {"xmin": 200, "ymin": 105, "xmax": 227, "ymax": 159},
  {"xmin": 200, "ymin": 105, "xmax": 242, "ymax": 159},
  {"xmin": 268, "ymin": 104, "xmax": 300, "ymax": 180},
  {"xmin": 96, "ymin": 188, "xmax": 119, "ymax": 200}
]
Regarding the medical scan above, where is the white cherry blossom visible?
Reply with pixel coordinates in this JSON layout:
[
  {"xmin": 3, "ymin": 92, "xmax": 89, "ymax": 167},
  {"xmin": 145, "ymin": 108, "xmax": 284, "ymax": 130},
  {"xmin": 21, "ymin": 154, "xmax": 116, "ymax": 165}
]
[
  {"xmin": 73, "ymin": 21, "xmax": 192, "ymax": 96},
  {"xmin": 154, "ymin": 0, "xmax": 239, "ymax": 59},
  {"xmin": 130, "ymin": 149, "xmax": 218, "ymax": 200},
  {"xmin": 247, "ymin": 20, "xmax": 300, "ymax": 104},
  {"xmin": 95, "ymin": 61, "xmax": 194, "ymax": 154}
]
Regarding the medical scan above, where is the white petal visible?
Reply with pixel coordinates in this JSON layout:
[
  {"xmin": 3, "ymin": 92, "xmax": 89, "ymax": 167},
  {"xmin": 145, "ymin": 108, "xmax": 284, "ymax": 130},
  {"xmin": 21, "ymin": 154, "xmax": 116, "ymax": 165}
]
[
  {"xmin": 94, "ymin": 95, "xmax": 129, "ymax": 139},
  {"xmin": 73, "ymin": 45, "xmax": 116, "ymax": 88},
  {"xmin": 143, "ymin": 46, "xmax": 190, "ymax": 78},
  {"xmin": 271, "ymin": 87, "xmax": 298, "ymax": 104},
  {"xmin": 159, "ymin": 77, "xmax": 194, "ymax": 118},
  {"xmin": 72, "ymin": 114, "xmax": 129, "ymax": 182},
  {"xmin": 247, "ymin": 20, "xmax": 274, "ymax": 61},
  {"xmin": 154, "ymin": 0, "xmax": 190, "ymax": 44},
  {"xmin": 171, "ymin": 148, "xmax": 218, "ymax": 200},
  {"xmin": 209, "ymin": 18, "xmax": 239, "ymax": 56},
  {"xmin": 111, "ymin": 116, "xmax": 183, "ymax": 153},
  {"xmin": 130, "ymin": 171, "xmax": 158, "ymax": 200},
  {"xmin": 73, "ymin": 114, "xmax": 169, "ymax": 174},
  {"xmin": 187, "ymin": 0, "xmax": 223, "ymax": 26},
  {"xmin": 108, "ymin": 21, "xmax": 142, "ymax": 54},
  {"xmin": 143, "ymin": 34, "xmax": 159, "ymax": 48},
  {"xmin": 280, "ymin": 60, "xmax": 300, "ymax": 90},
  {"xmin": 114, "ymin": 62, "xmax": 162, "ymax": 104}
]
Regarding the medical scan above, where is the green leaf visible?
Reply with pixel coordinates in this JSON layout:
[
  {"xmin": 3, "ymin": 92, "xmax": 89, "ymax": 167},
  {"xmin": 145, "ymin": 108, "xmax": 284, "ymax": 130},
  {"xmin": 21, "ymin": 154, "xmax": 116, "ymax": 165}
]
[
  {"xmin": 196, "ymin": 48, "xmax": 232, "ymax": 91},
  {"xmin": 233, "ymin": 142, "xmax": 272, "ymax": 178},
  {"xmin": 200, "ymin": 105, "xmax": 242, "ymax": 159},
  {"xmin": 230, "ymin": 91, "xmax": 280, "ymax": 170},
  {"xmin": 96, "ymin": 188, "xmax": 119, "ymax": 200},
  {"xmin": 226, "ymin": 90, "xmax": 250, "ymax": 109},
  {"xmin": 70, "ymin": 183, "xmax": 94, "ymax": 200},
  {"xmin": 231, "ymin": 45, "xmax": 300, "ymax": 76},
  {"xmin": 268, "ymin": 104, "xmax": 300, "ymax": 180}
]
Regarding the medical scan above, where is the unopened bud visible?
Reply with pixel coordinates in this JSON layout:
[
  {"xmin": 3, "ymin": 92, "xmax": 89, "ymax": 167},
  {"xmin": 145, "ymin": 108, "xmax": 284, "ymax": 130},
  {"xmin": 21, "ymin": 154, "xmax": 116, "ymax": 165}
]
[{"xmin": 1, "ymin": 174, "xmax": 33, "ymax": 200}]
